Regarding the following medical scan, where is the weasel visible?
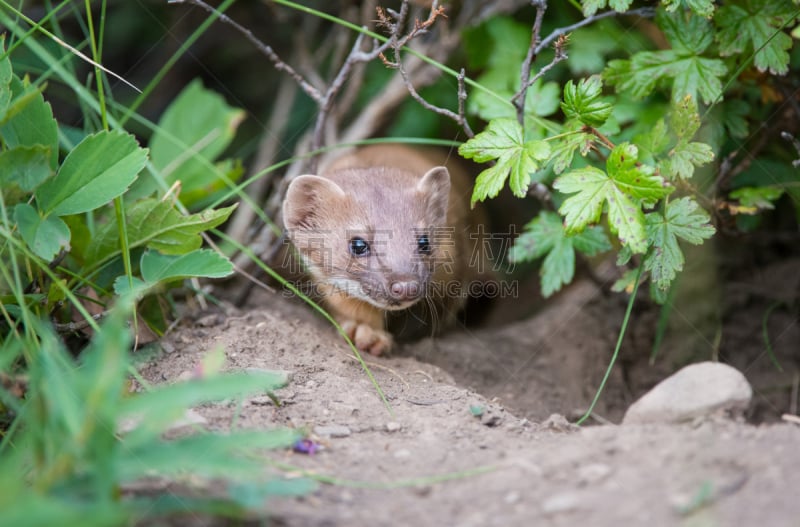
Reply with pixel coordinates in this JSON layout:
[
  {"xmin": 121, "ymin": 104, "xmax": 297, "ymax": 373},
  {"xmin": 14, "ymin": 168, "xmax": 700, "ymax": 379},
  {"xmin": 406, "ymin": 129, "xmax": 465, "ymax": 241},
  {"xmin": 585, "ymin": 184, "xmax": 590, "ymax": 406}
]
[{"xmin": 282, "ymin": 145, "xmax": 486, "ymax": 355}]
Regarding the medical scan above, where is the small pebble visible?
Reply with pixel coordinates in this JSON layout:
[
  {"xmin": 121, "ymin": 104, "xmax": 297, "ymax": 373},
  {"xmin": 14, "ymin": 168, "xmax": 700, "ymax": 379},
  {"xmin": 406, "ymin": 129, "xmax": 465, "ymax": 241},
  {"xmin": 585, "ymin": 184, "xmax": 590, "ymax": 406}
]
[
  {"xmin": 504, "ymin": 491, "xmax": 521, "ymax": 504},
  {"xmin": 385, "ymin": 421, "xmax": 402, "ymax": 432},
  {"xmin": 393, "ymin": 449, "xmax": 412, "ymax": 459},
  {"xmin": 541, "ymin": 492, "xmax": 581, "ymax": 514}
]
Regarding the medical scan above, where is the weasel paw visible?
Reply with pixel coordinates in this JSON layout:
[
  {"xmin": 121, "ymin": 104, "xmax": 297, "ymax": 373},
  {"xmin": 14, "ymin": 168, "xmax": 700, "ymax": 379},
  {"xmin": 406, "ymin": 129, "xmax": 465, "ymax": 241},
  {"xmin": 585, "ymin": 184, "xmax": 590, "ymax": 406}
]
[{"xmin": 341, "ymin": 321, "xmax": 393, "ymax": 356}]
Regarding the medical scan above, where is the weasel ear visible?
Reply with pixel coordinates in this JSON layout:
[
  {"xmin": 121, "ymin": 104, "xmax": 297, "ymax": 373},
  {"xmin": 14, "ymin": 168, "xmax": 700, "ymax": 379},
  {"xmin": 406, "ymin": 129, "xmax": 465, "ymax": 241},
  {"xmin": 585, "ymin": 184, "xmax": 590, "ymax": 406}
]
[
  {"xmin": 283, "ymin": 175, "xmax": 346, "ymax": 231},
  {"xmin": 417, "ymin": 166, "xmax": 451, "ymax": 222}
]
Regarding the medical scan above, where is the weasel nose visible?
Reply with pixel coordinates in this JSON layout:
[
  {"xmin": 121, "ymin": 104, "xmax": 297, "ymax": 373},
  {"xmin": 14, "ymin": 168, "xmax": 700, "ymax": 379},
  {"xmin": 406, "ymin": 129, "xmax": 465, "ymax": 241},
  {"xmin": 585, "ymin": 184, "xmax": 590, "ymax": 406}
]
[{"xmin": 389, "ymin": 279, "xmax": 422, "ymax": 302}]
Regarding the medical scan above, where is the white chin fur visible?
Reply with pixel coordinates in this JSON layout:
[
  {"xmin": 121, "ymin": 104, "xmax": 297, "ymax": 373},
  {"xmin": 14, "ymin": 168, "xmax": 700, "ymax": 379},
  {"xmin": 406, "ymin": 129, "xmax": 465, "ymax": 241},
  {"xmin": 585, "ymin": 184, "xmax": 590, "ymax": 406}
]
[{"xmin": 325, "ymin": 278, "xmax": 417, "ymax": 311}]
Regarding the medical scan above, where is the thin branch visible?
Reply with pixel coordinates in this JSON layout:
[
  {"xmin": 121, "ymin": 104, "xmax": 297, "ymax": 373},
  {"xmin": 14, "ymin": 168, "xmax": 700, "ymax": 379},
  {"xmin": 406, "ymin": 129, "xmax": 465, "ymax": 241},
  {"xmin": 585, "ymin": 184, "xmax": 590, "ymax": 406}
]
[
  {"xmin": 169, "ymin": 0, "xmax": 322, "ymax": 103},
  {"xmin": 53, "ymin": 312, "xmax": 107, "ymax": 333},
  {"xmin": 514, "ymin": 0, "xmax": 547, "ymax": 124},
  {"xmin": 381, "ymin": 4, "xmax": 473, "ymax": 138}
]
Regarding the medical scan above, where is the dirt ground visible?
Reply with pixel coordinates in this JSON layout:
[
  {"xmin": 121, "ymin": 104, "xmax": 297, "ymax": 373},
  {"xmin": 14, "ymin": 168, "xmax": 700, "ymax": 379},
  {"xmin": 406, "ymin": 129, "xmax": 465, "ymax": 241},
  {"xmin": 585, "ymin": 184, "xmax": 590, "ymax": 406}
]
[{"xmin": 138, "ymin": 251, "xmax": 800, "ymax": 526}]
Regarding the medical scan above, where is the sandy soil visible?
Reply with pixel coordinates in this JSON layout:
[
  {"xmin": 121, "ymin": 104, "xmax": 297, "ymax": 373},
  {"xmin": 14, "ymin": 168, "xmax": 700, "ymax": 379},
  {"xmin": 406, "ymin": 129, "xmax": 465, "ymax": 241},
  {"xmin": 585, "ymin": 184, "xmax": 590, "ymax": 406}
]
[{"xmin": 138, "ymin": 254, "xmax": 800, "ymax": 527}]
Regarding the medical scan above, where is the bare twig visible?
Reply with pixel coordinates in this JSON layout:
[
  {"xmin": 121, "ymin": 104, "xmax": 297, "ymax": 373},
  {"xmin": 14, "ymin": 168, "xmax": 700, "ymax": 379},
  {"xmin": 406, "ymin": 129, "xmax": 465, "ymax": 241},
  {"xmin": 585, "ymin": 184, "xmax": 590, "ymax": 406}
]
[
  {"xmin": 53, "ymin": 312, "xmax": 106, "ymax": 333},
  {"xmin": 381, "ymin": 4, "xmax": 473, "ymax": 138}
]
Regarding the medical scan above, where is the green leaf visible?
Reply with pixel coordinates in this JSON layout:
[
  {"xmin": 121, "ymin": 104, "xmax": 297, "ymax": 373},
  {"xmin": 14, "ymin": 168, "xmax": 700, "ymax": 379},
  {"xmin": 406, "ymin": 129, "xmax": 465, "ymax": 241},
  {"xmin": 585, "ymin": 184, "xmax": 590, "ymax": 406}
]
[
  {"xmin": 555, "ymin": 143, "xmax": 671, "ymax": 253},
  {"xmin": 140, "ymin": 249, "xmax": 234, "ymax": 284},
  {"xmin": 13, "ymin": 203, "xmax": 70, "ymax": 261},
  {"xmin": 670, "ymin": 94, "xmax": 702, "ymax": 140},
  {"xmin": 112, "ymin": 276, "xmax": 148, "ymax": 296},
  {"xmin": 729, "ymin": 186, "xmax": 785, "ymax": 212},
  {"xmin": 459, "ymin": 118, "xmax": 550, "ymax": 204},
  {"xmin": 509, "ymin": 211, "xmax": 563, "ymax": 262},
  {"xmin": 0, "ymin": 145, "xmax": 53, "ymax": 191},
  {"xmin": 84, "ymin": 199, "xmax": 236, "ymax": 269},
  {"xmin": 146, "ymin": 79, "xmax": 245, "ymax": 201},
  {"xmin": 510, "ymin": 211, "xmax": 611, "ymax": 298},
  {"xmin": 561, "ymin": 76, "xmax": 613, "ymax": 128},
  {"xmin": 644, "ymin": 197, "xmax": 715, "ymax": 292},
  {"xmin": 572, "ymin": 226, "xmax": 613, "ymax": 256},
  {"xmin": 606, "ymin": 143, "xmax": 672, "ymax": 205},
  {"xmin": 633, "ymin": 118, "xmax": 670, "ymax": 160},
  {"xmin": 0, "ymin": 76, "xmax": 58, "ymax": 169},
  {"xmin": 716, "ymin": 0, "xmax": 797, "ymax": 75},
  {"xmin": 548, "ymin": 125, "xmax": 595, "ymax": 175},
  {"xmin": 581, "ymin": 0, "xmax": 633, "ymax": 17},
  {"xmin": 35, "ymin": 130, "xmax": 148, "ymax": 216},
  {"xmin": 663, "ymin": 0, "xmax": 715, "ymax": 17},
  {"xmin": 664, "ymin": 141, "xmax": 714, "ymax": 180},
  {"xmin": 662, "ymin": 96, "xmax": 714, "ymax": 180},
  {"xmin": 603, "ymin": 12, "xmax": 727, "ymax": 104}
]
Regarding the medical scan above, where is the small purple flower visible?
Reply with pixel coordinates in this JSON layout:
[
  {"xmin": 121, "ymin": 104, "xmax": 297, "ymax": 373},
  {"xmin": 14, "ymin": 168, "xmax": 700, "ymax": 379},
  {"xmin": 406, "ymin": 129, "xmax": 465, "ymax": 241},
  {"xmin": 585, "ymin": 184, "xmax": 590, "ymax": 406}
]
[{"xmin": 293, "ymin": 438, "xmax": 321, "ymax": 455}]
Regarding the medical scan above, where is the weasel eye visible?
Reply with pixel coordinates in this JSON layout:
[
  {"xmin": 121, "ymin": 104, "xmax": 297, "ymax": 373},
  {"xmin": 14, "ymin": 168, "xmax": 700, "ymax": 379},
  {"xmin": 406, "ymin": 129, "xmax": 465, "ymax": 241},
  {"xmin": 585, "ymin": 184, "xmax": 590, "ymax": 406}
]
[
  {"xmin": 349, "ymin": 237, "xmax": 370, "ymax": 257},
  {"xmin": 417, "ymin": 233, "xmax": 431, "ymax": 255}
]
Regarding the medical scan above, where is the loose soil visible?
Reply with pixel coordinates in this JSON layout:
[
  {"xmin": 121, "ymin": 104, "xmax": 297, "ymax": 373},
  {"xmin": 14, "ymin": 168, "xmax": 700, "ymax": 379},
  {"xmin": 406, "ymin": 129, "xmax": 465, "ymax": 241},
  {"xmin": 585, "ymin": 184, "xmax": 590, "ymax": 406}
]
[{"xmin": 138, "ymin": 252, "xmax": 800, "ymax": 526}]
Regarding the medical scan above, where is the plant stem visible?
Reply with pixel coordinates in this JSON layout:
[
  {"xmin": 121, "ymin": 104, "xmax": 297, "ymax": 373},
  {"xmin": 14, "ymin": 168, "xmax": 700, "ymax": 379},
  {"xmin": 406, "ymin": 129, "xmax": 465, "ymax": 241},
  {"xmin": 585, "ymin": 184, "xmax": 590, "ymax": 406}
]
[{"xmin": 576, "ymin": 261, "xmax": 644, "ymax": 425}]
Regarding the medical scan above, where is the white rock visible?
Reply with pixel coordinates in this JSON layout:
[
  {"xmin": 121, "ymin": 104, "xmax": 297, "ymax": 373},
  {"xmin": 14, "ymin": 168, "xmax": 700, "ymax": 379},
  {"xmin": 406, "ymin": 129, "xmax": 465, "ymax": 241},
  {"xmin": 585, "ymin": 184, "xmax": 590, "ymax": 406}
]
[
  {"xmin": 623, "ymin": 362, "xmax": 752, "ymax": 425},
  {"xmin": 542, "ymin": 492, "xmax": 581, "ymax": 514}
]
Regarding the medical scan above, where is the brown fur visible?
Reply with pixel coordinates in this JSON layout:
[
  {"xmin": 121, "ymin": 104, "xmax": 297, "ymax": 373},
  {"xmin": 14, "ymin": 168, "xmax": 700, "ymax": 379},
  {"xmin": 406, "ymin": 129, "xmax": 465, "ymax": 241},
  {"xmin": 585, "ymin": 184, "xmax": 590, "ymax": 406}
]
[{"xmin": 283, "ymin": 145, "xmax": 486, "ymax": 355}]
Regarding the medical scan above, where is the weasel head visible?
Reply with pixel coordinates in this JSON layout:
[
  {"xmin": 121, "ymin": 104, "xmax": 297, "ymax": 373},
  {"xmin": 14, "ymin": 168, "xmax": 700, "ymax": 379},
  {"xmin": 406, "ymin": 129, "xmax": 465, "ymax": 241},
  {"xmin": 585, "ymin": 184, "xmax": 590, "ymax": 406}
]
[{"xmin": 283, "ymin": 166, "xmax": 451, "ymax": 311}]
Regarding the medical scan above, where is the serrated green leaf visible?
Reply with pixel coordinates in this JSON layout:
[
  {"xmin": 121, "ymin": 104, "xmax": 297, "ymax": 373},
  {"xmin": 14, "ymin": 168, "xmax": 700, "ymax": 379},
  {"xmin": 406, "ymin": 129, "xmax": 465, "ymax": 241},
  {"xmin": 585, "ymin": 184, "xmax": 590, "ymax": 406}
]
[
  {"xmin": 670, "ymin": 95, "xmax": 702, "ymax": 140},
  {"xmin": 663, "ymin": 0, "xmax": 715, "ymax": 17},
  {"xmin": 561, "ymin": 76, "xmax": 613, "ymax": 128},
  {"xmin": 555, "ymin": 143, "xmax": 667, "ymax": 253},
  {"xmin": 660, "ymin": 9, "xmax": 714, "ymax": 54},
  {"xmin": 0, "ymin": 76, "xmax": 58, "ymax": 169},
  {"xmin": 730, "ymin": 186, "xmax": 785, "ymax": 211},
  {"xmin": 13, "ymin": 203, "xmax": 70, "ymax": 261},
  {"xmin": 548, "ymin": 125, "xmax": 595, "ymax": 174},
  {"xmin": 644, "ymin": 197, "xmax": 715, "ymax": 291},
  {"xmin": 112, "ymin": 276, "xmax": 148, "ymax": 296},
  {"xmin": 716, "ymin": 0, "xmax": 797, "ymax": 75},
  {"xmin": 633, "ymin": 118, "xmax": 670, "ymax": 160},
  {"xmin": 604, "ymin": 12, "xmax": 727, "ymax": 104},
  {"xmin": 35, "ymin": 130, "xmax": 148, "ymax": 216},
  {"xmin": 459, "ymin": 118, "xmax": 549, "ymax": 204},
  {"xmin": 84, "ymin": 199, "xmax": 236, "ymax": 270},
  {"xmin": 140, "ymin": 249, "xmax": 234, "ymax": 284},
  {"xmin": 572, "ymin": 226, "xmax": 613, "ymax": 256},
  {"xmin": 721, "ymin": 99, "xmax": 750, "ymax": 139},
  {"xmin": 0, "ymin": 145, "xmax": 53, "ymax": 191},
  {"xmin": 581, "ymin": 0, "xmax": 633, "ymax": 17},
  {"xmin": 541, "ymin": 239, "xmax": 575, "ymax": 298},
  {"xmin": 553, "ymin": 166, "xmax": 608, "ymax": 230},
  {"xmin": 509, "ymin": 211, "xmax": 563, "ymax": 262},
  {"xmin": 606, "ymin": 143, "xmax": 672, "ymax": 205},
  {"xmin": 664, "ymin": 141, "xmax": 714, "ymax": 180},
  {"xmin": 510, "ymin": 211, "xmax": 610, "ymax": 297}
]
